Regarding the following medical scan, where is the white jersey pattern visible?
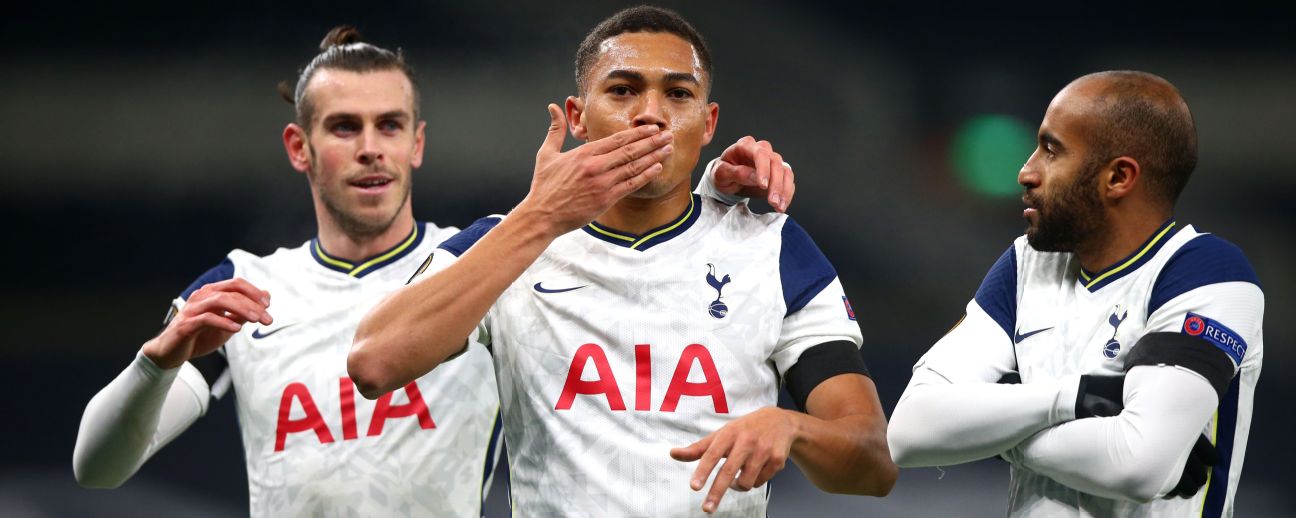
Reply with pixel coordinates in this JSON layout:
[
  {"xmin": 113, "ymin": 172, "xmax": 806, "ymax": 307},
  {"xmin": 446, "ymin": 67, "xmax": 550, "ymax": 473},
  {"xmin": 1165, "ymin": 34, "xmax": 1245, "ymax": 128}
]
[
  {"xmin": 925, "ymin": 219, "xmax": 1262, "ymax": 517},
  {"xmin": 431, "ymin": 195, "xmax": 863, "ymax": 517},
  {"xmin": 177, "ymin": 222, "xmax": 502, "ymax": 517}
]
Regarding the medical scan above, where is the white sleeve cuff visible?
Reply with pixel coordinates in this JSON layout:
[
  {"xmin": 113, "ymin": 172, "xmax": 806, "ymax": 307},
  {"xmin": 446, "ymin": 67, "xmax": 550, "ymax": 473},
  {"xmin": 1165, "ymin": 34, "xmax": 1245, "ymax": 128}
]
[{"xmin": 697, "ymin": 157, "xmax": 746, "ymax": 206}]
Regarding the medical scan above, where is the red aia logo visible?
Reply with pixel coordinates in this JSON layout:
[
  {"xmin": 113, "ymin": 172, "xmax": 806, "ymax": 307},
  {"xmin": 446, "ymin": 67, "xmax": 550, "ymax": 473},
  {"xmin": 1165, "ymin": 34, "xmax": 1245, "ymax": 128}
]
[
  {"xmin": 274, "ymin": 377, "xmax": 434, "ymax": 452},
  {"xmin": 556, "ymin": 343, "xmax": 729, "ymax": 413}
]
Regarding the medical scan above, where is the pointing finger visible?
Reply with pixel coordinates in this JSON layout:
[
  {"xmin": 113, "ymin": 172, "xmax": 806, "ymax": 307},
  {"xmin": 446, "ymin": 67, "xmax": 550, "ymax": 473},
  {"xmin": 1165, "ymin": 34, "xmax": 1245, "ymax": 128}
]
[
  {"xmin": 670, "ymin": 434, "xmax": 712, "ymax": 462},
  {"xmin": 777, "ymin": 160, "xmax": 794, "ymax": 212}
]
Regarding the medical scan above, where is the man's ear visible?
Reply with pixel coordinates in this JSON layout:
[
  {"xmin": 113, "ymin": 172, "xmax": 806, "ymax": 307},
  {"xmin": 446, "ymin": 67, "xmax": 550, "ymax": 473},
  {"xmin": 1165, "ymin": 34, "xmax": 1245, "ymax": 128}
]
[
  {"xmin": 701, "ymin": 102, "xmax": 719, "ymax": 147},
  {"xmin": 283, "ymin": 123, "xmax": 311, "ymax": 173},
  {"xmin": 411, "ymin": 120, "xmax": 427, "ymax": 169},
  {"xmin": 1104, "ymin": 156, "xmax": 1140, "ymax": 200},
  {"xmin": 566, "ymin": 96, "xmax": 588, "ymax": 141}
]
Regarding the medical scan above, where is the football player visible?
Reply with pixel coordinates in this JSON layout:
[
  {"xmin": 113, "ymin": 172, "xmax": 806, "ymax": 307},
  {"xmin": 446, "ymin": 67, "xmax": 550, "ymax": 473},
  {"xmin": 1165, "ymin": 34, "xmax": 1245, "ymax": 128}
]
[
  {"xmin": 888, "ymin": 71, "xmax": 1263, "ymax": 517},
  {"xmin": 73, "ymin": 24, "xmax": 788, "ymax": 517},
  {"xmin": 350, "ymin": 6, "xmax": 897, "ymax": 516}
]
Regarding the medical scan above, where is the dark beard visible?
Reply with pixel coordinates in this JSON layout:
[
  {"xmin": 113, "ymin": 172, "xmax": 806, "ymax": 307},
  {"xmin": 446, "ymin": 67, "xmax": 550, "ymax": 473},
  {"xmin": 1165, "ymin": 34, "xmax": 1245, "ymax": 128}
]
[{"xmin": 1025, "ymin": 161, "xmax": 1106, "ymax": 252}]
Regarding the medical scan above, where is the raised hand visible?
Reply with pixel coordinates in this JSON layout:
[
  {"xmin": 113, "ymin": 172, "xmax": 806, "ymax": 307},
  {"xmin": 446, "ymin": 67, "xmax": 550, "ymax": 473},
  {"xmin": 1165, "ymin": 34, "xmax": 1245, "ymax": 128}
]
[
  {"xmin": 142, "ymin": 278, "xmax": 272, "ymax": 369},
  {"xmin": 670, "ymin": 407, "xmax": 797, "ymax": 514},
  {"xmin": 711, "ymin": 136, "xmax": 794, "ymax": 212},
  {"xmin": 517, "ymin": 104, "xmax": 674, "ymax": 235}
]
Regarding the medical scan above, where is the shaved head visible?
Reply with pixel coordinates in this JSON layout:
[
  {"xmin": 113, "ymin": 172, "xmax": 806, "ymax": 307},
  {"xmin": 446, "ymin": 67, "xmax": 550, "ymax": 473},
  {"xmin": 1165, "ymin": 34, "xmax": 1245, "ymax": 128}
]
[{"xmin": 1062, "ymin": 71, "xmax": 1198, "ymax": 206}]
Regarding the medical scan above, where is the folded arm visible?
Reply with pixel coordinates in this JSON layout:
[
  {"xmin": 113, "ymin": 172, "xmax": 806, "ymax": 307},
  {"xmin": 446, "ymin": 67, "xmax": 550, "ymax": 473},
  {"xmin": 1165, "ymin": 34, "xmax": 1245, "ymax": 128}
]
[
  {"xmin": 1004, "ymin": 364, "xmax": 1218, "ymax": 502},
  {"xmin": 888, "ymin": 302, "xmax": 1078, "ymax": 467}
]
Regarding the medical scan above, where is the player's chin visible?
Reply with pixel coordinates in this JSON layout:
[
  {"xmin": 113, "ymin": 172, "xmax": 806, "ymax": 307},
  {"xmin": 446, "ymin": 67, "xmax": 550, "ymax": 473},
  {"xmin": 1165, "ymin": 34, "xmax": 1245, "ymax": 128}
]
[
  {"xmin": 342, "ymin": 204, "xmax": 401, "ymax": 230},
  {"xmin": 626, "ymin": 176, "xmax": 673, "ymax": 199}
]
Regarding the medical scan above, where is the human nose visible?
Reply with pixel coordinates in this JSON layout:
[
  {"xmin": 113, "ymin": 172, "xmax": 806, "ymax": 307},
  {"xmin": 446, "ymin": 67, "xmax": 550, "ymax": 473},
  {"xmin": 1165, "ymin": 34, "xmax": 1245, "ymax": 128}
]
[
  {"xmin": 631, "ymin": 91, "xmax": 668, "ymax": 131},
  {"xmin": 356, "ymin": 125, "xmax": 383, "ymax": 165},
  {"xmin": 1018, "ymin": 149, "xmax": 1041, "ymax": 189}
]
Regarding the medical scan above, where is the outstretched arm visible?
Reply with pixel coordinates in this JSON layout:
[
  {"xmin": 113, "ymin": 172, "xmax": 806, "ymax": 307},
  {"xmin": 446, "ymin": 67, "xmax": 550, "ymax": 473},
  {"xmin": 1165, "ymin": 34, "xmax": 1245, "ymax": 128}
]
[{"xmin": 348, "ymin": 105, "xmax": 673, "ymax": 398}]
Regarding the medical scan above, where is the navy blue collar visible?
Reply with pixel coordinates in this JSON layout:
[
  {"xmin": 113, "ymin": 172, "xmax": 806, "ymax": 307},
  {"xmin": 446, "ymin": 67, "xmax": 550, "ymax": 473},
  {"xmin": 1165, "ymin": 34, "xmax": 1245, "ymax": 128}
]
[
  {"xmin": 582, "ymin": 194, "xmax": 701, "ymax": 251},
  {"xmin": 311, "ymin": 223, "xmax": 424, "ymax": 278},
  {"xmin": 1079, "ymin": 218, "xmax": 1181, "ymax": 291}
]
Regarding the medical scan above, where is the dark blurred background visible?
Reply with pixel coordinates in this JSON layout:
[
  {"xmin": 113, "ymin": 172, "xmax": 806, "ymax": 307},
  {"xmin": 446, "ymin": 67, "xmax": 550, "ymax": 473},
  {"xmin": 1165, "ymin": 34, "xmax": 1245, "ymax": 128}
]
[{"xmin": 2, "ymin": 1, "xmax": 1291, "ymax": 516}]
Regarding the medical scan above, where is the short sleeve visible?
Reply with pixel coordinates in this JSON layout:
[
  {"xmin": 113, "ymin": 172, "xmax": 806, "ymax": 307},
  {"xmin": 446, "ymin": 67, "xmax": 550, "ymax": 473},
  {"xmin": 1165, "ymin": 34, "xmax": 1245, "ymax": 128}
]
[
  {"xmin": 972, "ymin": 245, "xmax": 1017, "ymax": 342},
  {"xmin": 910, "ymin": 301, "xmax": 1019, "ymax": 385},
  {"xmin": 771, "ymin": 218, "xmax": 863, "ymax": 377},
  {"xmin": 437, "ymin": 216, "xmax": 503, "ymax": 257},
  {"xmin": 171, "ymin": 258, "xmax": 236, "ymax": 308},
  {"xmin": 1144, "ymin": 235, "xmax": 1263, "ymax": 371},
  {"xmin": 170, "ymin": 257, "xmax": 237, "ymax": 399}
]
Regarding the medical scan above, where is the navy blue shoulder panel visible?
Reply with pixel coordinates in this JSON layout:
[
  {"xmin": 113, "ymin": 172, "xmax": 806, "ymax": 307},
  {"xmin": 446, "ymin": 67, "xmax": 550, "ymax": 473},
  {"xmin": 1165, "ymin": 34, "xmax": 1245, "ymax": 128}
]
[
  {"xmin": 438, "ymin": 216, "xmax": 503, "ymax": 257},
  {"xmin": 1148, "ymin": 234, "xmax": 1260, "ymax": 315},
  {"xmin": 974, "ymin": 245, "xmax": 1018, "ymax": 339},
  {"xmin": 180, "ymin": 258, "xmax": 235, "ymax": 300},
  {"xmin": 780, "ymin": 217, "xmax": 838, "ymax": 316}
]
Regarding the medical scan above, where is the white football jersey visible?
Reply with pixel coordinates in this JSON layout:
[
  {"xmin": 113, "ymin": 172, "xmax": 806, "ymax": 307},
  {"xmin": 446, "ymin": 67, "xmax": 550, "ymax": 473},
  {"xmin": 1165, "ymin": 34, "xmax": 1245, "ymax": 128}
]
[
  {"xmin": 963, "ymin": 220, "xmax": 1262, "ymax": 517},
  {"xmin": 430, "ymin": 195, "xmax": 863, "ymax": 517},
  {"xmin": 174, "ymin": 222, "xmax": 502, "ymax": 517}
]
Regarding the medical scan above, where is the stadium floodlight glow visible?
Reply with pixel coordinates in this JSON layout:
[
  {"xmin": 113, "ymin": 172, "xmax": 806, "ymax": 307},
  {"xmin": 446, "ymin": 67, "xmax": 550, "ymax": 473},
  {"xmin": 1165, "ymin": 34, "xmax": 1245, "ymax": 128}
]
[{"xmin": 950, "ymin": 114, "xmax": 1034, "ymax": 198}]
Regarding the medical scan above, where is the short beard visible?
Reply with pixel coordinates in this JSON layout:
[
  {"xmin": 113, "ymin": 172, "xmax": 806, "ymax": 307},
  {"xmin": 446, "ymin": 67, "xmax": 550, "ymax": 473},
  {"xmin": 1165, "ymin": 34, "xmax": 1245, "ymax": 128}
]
[
  {"xmin": 308, "ymin": 149, "xmax": 411, "ymax": 239},
  {"xmin": 1026, "ymin": 158, "xmax": 1107, "ymax": 253},
  {"xmin": 321, "ymin": 188, "xmax": 409, "ymax": 238}
]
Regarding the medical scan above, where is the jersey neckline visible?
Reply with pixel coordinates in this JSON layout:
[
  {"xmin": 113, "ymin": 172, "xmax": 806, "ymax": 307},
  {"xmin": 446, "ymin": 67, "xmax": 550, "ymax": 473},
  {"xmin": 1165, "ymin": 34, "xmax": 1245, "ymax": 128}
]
[
  {"xmin": 1078, "ymin": 217, "xmax": 1181, "ymax": 292},
  {"xmin": 581, "ymin": 194, "xmax": 702, "ymax": 251},
  {"xmin": 310, "ymin": 223, "xmax": 425, "ymax": 278}
]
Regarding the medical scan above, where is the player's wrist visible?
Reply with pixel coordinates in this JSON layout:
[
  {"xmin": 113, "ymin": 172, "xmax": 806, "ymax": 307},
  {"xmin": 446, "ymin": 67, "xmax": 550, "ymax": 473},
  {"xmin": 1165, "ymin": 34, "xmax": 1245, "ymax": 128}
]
[
  {"xmin": 778, "ymin": 407, "xmax": 809, "ymax": 448},
  {"xmin": 1051, "ymin": 375, "xmax": 1081, "ymax": 424},
  {"xmin": 140, "ymin": 335, "xmax": 186, "ymax": 370},
  {"xmin": 508, "ymin": 199, "xmax": 570, "ymax": 240}
]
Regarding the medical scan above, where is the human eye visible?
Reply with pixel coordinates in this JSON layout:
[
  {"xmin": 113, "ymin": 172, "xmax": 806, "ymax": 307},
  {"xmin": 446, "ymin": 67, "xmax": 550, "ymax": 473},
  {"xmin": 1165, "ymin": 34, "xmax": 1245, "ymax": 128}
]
[
  {"xmin": 378, "ymin": 119, "xmax": 403, "ymax": 133},
  {"xmin": 330, "ymin": 120, "xmax": 360, "ymax": 136},
  {"xmin": 608, "ymin": 84, "xmax": 635, "ymax": 97},
  {"xmin": 666, "ymin": 87, "xmax": 695, "ymax": 100},
  {"xmin": 1039, "ymin": 137, "xmax": 1058, "ymax": 158}
]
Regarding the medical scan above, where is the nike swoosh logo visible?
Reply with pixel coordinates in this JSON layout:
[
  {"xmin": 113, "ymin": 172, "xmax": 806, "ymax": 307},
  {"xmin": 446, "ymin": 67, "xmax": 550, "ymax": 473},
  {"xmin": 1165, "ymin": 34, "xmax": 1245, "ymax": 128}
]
[
  {"xmin": 252, "ymin": 324, "xmax": 296, "ymax": 339},
  {"xmin": 1014, "ymin": 326, "xmax": 1054, "ymax": 344},
  {"xmin": 533, "ymin": 282, "xmax": 587, "ymax": 294}
]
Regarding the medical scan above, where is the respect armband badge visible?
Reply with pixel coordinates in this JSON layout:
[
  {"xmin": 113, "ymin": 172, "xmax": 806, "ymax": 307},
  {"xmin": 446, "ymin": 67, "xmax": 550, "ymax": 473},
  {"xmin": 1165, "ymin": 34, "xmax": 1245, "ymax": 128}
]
[{"xmin": 1182, "ymin": 312, "xmax": 1247, "ymax": 365}]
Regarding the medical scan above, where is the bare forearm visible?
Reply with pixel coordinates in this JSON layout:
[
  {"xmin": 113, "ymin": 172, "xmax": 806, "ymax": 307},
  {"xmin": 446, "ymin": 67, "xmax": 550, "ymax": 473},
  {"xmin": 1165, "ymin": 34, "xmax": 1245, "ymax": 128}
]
[
  {"xmin": 789, "ymin": 411, "xmax": 897, "ymax": 496},
  {"xmin": 349, "ymin": 206, "xmax": 558, "ymax": 398}
]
